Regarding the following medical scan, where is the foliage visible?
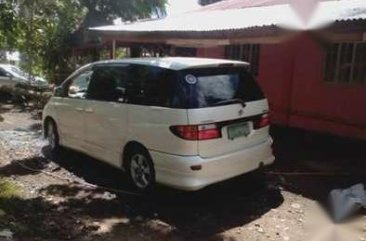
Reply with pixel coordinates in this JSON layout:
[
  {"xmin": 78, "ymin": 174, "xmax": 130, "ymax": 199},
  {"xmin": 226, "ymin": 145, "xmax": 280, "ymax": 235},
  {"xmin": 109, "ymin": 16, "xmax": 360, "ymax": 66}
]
[
  {"xmin": 0, "ymin": 0, "xmax": 19, "ymax": 50},
  {"xmin": 15, "ymin": 0, "xmax": 88, "ymax": 80},
  {"xmin": 80, "ymin": 0, "xmax": 166, "ymax": 26},
  {"xmin": 0, "ymin": 85, "xmax": 52, "ymax": 109},
  {"xmin": 0, "ymin": 0, "xmax": 167, "ymax": 83}
]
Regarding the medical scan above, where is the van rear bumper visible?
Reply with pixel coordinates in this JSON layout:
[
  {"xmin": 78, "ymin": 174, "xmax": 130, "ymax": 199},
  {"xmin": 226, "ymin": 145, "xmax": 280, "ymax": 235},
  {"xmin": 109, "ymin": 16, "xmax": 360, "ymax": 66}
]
[{"xmin": 150, "ymin": 137, "xmax": 274, "ymax": 191}]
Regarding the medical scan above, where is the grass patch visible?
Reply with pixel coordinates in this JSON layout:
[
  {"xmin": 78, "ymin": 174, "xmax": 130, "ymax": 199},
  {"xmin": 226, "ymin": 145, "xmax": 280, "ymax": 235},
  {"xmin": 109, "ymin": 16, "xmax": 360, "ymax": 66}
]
[
  {"xmin": 0, "ymin": 178, "xmax": 21, "ymax": 216},
  {"xmin": 0, "ymin": 178, "xmax": 23, "ymax": 235},
  {"xmin": 0, "ymin": 178, "xmax": 20, "ymax": 199}
]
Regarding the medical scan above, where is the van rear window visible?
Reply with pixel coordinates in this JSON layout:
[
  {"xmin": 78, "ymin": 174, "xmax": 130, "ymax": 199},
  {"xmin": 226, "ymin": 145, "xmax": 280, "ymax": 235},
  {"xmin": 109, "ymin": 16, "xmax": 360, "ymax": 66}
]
[{"xmin": 174, "ymin": 67, "xmax": 264, "ymax": 109}]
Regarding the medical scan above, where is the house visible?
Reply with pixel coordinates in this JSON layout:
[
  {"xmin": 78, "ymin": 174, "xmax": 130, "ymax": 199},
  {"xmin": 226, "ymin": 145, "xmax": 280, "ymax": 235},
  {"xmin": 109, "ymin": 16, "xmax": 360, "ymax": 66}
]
[{"xmin": 89, "ymin": 0, "xmax": 366, "ymax": 140}]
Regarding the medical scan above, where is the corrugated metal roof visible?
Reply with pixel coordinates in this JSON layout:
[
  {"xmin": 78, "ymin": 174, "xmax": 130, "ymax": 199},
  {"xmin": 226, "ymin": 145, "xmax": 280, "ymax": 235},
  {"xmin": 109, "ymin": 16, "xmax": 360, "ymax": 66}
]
[
  {"xmin": 197, "ymin": 0, "xmax": 290, "ymax": 11},
  {"xmin": 92, "ymin": 4, "xmax": 292, "ymax": 32},
  {"xmin": 196, "ymin": 0, "xmax": 337, "ymax": 12},
  {"xmin": 92, "ymin": 57, "xmax": 249, "ymax": 70},
  {"xmin": 91, "ymin": 0, "xmax": 366, "ymax": 33}
]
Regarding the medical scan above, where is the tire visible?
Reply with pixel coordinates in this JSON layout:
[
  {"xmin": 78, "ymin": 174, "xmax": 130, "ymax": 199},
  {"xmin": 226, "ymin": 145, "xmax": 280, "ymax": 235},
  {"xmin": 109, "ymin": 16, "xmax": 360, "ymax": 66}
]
[
  {"xmin": 46, "ymin": 120, "xmax": 60, "ymax": 153},
  {"xmin": 248, "ymin": 169, "xmax": 267, "ymax": 189},
  {"xmin": 126, "ymin": 147, "xmax": 155, "ymax": 192}
]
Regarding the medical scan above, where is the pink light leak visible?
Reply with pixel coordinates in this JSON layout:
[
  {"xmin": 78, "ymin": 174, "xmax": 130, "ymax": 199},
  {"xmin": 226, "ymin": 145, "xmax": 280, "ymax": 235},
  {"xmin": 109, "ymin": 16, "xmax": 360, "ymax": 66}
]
[{"xmin": 289, "ymin": 0, "xmax": 324, "ymax": 24}]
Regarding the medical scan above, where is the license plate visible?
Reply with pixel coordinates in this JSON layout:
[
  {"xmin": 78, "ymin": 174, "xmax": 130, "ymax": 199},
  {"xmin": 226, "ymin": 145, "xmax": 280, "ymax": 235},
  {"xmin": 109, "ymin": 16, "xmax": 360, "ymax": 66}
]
[{"xmin": 227, "ymin": 122, "xmax": 250, "ymax": 140}]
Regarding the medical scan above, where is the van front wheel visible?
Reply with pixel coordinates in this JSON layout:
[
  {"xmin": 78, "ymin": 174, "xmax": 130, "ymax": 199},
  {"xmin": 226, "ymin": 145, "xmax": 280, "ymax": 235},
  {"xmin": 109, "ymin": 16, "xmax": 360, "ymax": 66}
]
[
  {"xmin": 126, "ymin": 147, "xmax": 155, "ymax": 191},
  {"xmin": 46, "ymin": 120, "xmax": 60, "ymax": 153}
]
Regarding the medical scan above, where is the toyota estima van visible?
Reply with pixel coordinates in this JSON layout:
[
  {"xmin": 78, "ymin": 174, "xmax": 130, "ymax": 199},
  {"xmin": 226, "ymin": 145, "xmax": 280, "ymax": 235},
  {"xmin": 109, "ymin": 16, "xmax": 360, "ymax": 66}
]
[{"xmin": 43, "ymin": 57, "xmax": 274, "ymax": 191}]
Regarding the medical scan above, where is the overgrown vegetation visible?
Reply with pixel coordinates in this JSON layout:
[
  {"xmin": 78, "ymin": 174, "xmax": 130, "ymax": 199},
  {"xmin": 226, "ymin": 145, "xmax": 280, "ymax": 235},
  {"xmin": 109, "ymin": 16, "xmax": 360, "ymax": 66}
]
[
  {"xmin": 0, "ymin": 0, "xmax": 167, "ymax": 83},
  {"xmin": 0, "ymin": 178, "xmax": 53, "ymax": 238},
  {"xmin": 0, "ymin": 178, "xmax": 21, "ymax": 215},
  {"xmin": 0, "ymin": 85, "xmax": 51, "ymax": 109},
  {"xmin": 0, "ymin": 178, "xmax": 20, "ymax": 200}
]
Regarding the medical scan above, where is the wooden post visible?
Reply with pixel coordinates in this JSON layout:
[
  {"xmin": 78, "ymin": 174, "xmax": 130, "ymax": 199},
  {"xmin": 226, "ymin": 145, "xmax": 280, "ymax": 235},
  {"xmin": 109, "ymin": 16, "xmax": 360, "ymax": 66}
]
[{"xmin": 112, "ymin": 39, "xmax": 116, "ymax": 59}]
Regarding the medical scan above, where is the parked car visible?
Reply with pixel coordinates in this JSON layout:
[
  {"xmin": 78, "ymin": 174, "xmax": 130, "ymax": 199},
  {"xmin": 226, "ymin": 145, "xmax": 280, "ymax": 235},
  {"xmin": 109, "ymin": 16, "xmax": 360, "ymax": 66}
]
[
  {"xmin": 42, "ymin": 57, "xmax": 274, "ymax": 191},
  {"xmin": 32, "ymin": 76, "xmax": 49, "ymax": 90},
  {"xmin": 0, "ymin": 64, "xmax": 28, "ymax": 87},
  {"xmin": 0, "ymin": 64, "xmax": 49, "ymax": 90}
]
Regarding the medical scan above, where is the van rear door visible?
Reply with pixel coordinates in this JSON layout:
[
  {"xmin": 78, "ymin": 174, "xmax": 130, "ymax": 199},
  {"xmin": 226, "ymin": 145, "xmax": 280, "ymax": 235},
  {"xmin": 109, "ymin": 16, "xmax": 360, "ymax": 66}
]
[{"xmin": 178, "ymin": 67, "xmax": 270, "ymax": 158}]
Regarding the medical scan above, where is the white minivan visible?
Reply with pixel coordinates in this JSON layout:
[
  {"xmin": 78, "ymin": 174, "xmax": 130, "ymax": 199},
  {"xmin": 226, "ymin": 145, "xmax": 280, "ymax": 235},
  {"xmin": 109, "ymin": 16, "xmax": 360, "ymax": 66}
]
[{"xmin": 43, "ymin": 57, "xmax": 274, "ymax": 191}]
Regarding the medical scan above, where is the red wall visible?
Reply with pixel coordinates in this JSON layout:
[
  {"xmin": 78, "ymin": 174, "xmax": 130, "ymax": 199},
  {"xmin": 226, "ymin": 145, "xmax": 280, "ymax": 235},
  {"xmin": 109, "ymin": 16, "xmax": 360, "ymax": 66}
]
[
  {"xmin": 197, "ymin": 36, "xmax": 366, "ymax": 139},
  {"xmin": 196, "ymin": 46, "xmax": 225, "ymax": 58},
  {"xmin": 288, "ymin": 34, "xmax": 366, "ymax": 139},
  {"xmin": 256, "ymin": 42, "xmax": 295, "ymax": 125}
]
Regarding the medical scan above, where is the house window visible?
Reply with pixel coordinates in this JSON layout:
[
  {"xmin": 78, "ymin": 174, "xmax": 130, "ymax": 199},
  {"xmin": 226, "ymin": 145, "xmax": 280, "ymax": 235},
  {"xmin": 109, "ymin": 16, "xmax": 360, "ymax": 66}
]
[
  {"xmin": 325, "ymin": 42, "xmax": 366, "ymax": 85},
  {"xmin": 225, "ymin": 44, "xmax": 260, "ymax": 75},
  {"xmin": 174, "ymin": 47, "xmax": 197, "ymax": 57}
]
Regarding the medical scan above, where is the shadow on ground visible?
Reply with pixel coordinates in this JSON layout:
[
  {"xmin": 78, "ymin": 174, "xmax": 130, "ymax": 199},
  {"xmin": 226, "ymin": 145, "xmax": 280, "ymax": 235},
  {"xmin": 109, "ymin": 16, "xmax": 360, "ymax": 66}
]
[
  {"xmin": 0, "ymin": 157, "xmax": 47, "ymax": 177},
  {"xmin": 271, "ymin": 126, "xmax": 366, "ymax": 206},
  {"xmin": 1, "ymin": 125, "xmax": 366, "ymax": 240},
  {"xmin": 0, "ymin": 146, "xmax": 283, "ymax": 240},
  {"xmin": 43, "ymin": 146, "xmax": 284, "ymax": 240}
]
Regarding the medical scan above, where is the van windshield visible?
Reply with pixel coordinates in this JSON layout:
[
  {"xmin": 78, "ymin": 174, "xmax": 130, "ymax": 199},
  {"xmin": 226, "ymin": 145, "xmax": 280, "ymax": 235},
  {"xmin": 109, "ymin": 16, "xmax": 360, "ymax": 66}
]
[{"xmin": 175, "ymin": 67, "xmax": 264, "ymax": 108}]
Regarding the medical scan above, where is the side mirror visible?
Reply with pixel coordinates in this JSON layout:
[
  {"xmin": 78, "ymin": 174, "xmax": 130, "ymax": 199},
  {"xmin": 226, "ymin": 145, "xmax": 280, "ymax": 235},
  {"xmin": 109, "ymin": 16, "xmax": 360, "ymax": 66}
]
[
  {"xmin": 5, "ymin": 72, "xmax": 13, "ymax": 78},
  {"xmin": 69, "ymin": 87, "xmax": 77, "ymax": 95},
  {"xmin": 54, "ymin": 86, "xmax": 65, "ymax": 97},
  {"xmin": 114, "ymin": 87, "xmax": 126, "ymax": 102}
]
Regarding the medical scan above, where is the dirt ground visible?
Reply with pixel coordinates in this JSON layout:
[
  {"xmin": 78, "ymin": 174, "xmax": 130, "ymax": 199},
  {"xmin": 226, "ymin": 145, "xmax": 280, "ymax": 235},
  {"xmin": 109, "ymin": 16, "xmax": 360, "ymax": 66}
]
[{"xmin": 0, "ymin": 104, "xmax": 366, "ymax": 241}]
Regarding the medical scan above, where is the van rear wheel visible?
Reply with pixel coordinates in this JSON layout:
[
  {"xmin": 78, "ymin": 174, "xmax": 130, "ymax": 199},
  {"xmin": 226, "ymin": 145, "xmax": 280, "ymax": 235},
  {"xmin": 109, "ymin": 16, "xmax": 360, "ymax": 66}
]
[{"xmin": 126, "ymin": 147, "xmax": 155, "ymax": 192}]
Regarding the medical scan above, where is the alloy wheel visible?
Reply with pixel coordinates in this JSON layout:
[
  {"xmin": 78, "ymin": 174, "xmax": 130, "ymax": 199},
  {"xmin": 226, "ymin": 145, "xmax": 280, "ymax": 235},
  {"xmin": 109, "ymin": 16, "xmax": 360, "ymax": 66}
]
[{"xmin": 129, "ymin": 153, "xmax": 152, "ymax": 189}]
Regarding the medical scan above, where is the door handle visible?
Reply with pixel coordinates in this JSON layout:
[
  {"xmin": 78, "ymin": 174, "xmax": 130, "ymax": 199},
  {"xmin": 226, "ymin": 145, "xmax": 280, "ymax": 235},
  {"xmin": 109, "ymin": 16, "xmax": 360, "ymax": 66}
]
[
  {"xmin": 75, "ymin": 107, "xmax": 84, "ymax": 112},
  {"xmin": 150, "ymin": 106, "xmax": 169, "ymax": 110},
  {"xmin": 85, "ymin": 108, "xmax": 94, "ymax": 113}
]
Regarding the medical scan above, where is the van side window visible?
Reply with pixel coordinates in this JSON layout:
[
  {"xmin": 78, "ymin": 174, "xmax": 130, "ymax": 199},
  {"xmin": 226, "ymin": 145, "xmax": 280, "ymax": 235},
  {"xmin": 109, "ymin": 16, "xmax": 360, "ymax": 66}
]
[
  {"xmin": 68, "ymin": 70, "xmax": 93, "ymax": 99},
  {"xmin": 126, "ymin": 65, "xmax": 174, "ymax": 107},
  {"xmin": 87, "ymin": 65, "xmax": 127, "ymax": 102},
  {"xmin": 0, "ymin": 68, "xmax": 7, "ymax": 77}
]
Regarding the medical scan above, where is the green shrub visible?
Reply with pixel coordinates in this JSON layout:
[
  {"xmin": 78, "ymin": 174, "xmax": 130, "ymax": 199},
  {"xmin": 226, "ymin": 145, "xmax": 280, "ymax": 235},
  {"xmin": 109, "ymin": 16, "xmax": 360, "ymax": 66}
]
[
  {"xmin": 0, "ymin": 178, "xmax": 21, "ymax": 213},
  {"xmin": 0, "ymin": 85, "xmax": 51, "ymax": 109},
  {"xmin": 0, "ymin": 178, "xmax": 20, "ymax": 200}
]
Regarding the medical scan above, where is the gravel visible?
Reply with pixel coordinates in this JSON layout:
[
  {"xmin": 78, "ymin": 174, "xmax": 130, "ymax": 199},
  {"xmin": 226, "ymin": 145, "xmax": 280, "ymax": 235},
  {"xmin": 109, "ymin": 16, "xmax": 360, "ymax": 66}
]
[{"xmin": 1, "ymin": 107, "xmax": 366, "ymax": 241}]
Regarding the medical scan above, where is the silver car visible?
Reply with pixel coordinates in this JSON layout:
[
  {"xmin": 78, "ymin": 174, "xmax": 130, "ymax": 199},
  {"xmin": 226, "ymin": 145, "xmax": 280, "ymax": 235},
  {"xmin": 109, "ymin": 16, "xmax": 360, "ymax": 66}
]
[{"xmin": 0, "ymin": 64, "xmax": 48, "ymax": 89}]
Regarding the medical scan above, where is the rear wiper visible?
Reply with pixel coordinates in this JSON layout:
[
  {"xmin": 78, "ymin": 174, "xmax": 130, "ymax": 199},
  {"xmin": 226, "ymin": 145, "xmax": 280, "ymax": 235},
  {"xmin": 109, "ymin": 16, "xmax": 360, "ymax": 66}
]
[{"xmin": 211, "ymin": 98, "xmax": 247, "ymax": 107}]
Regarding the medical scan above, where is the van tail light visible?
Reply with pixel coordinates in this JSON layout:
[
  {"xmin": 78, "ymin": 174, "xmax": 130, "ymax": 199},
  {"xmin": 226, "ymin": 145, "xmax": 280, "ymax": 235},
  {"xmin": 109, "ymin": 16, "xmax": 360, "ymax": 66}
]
[
  {"xmin": 254, "ymin": 114, "xmax": 270, "ymax": 129},
  {"xmin": 170, "ymin": 124, "xmax": 221, "ymax": 140}
]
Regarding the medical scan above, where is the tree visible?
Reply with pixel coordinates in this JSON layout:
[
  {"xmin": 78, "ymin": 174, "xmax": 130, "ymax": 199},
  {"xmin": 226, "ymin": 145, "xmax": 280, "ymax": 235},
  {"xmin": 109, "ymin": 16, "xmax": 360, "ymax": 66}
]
[
  {"xmin": 80, "ymin": 0, "xmax": 166, "ymax": 27},
  {"xmin": 0, "ymin": 0, "xmax": 19, "ymax": 60},
  {"xmin": 14, "ymin": 0, "xmax": 88, "ymax": 79},
  {"xmin": 0, "ymin": 0, "xmax": 167, "ymax": 82}
]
